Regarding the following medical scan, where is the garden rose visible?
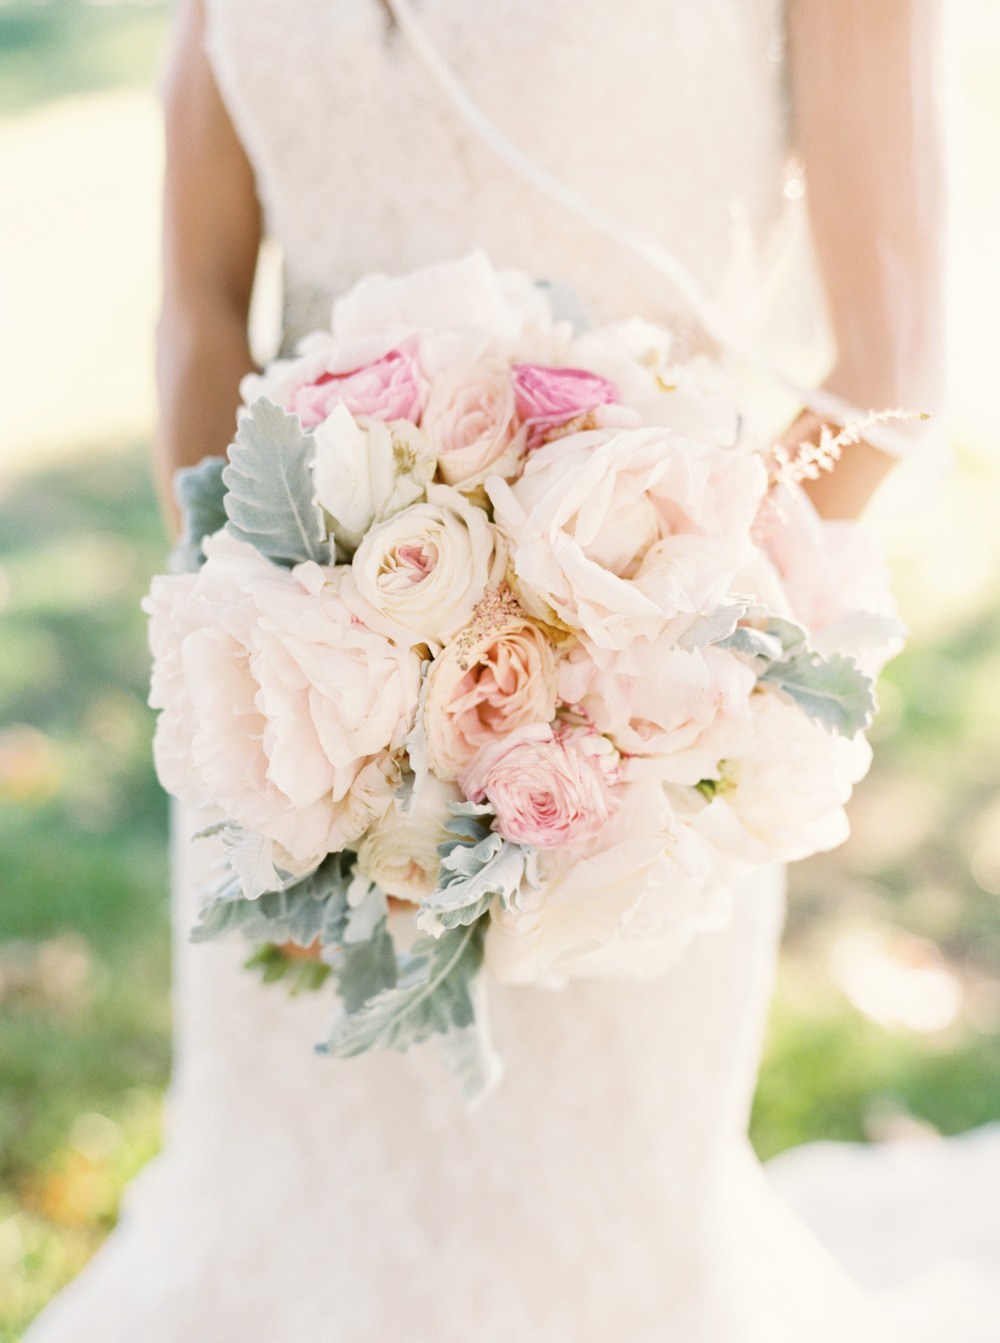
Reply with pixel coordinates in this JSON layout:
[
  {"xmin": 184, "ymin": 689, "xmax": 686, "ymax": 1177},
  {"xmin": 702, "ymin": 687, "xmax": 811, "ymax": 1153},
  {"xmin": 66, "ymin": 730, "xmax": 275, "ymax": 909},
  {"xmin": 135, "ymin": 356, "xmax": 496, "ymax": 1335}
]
[
  {"xmin": 144, "ymin": 533, "xmax": 421, "ymax": 869},
  {"xmin": 487, "ymin": 427, "xmax": 767, "ymax": 661},
  {"xmin": 511, "ymin": 363, "xmax": 621, "ymax": 448},
  {"xmin": 484, "ymin": 780, "xmax": 719, "ymax": 984},
  {"xmin": 558, "ymin": 639, "xmax": 757, "ymax": 784},
  {"xmin": 312, "ymin": 406, "xmax": 436, "ymax": 554},
  {"xmin": 423, "ymin": 591, "xmax": 558, "ymax": 780},
  {"xmin": 342, "ymin": 484, "xmax": 507, "ymax": 651},
  {"xmin": 287, "ymin": 347, "xmax": 425, "ymax": 428},
  {"xmin": 458, "ymin": 721, "xmax": 619, "ymax": 849},
  {"xmin": 355, "ymin": 773, "xmax": 463, "ymax": 902},
  {"xmin": 422, "ymin": 358, "xmax": 527, "ymax": 490}
]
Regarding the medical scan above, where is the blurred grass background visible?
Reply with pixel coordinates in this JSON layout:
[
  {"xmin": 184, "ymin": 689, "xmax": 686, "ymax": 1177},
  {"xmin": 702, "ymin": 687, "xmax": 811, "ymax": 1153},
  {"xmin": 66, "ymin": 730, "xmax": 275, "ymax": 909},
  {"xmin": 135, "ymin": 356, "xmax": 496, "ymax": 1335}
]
[{"xmin": 0, "ymin": 1, "xmax": 998, "ymax": 1337}]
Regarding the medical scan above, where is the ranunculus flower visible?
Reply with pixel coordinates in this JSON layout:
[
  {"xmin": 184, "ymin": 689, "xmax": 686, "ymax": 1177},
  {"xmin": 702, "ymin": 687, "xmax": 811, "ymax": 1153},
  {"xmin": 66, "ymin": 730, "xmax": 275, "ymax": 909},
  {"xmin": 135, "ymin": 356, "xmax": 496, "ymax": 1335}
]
[
  {"xmin": 458, "ymin": 721, "xmax": 619, "ymax": 849},
  {"xmin": 688, "ymin": 688, "xmax": 873, "ymax": 864},
  {"xmin": 511, "ymin": 364, "xmax": 621, "ymax": 448},
  {"xmin": 558, "ymin": 638, "xmax": 756, "ymax": 785},
  {"xmin": 484, "ymin": 780, "xmax": 723, "ymax": 984},
  {"xmin": 423, "ymin": 589, "xmax": 558, "ymax": 780},
  {"xmin": 288, "ymin": 347, "xmax": 426, "ymax": 428},
  {"xmin": 312, "ymin": 406, "xmax": 436, "ymax": 554},
  {"xmin": 355, "ymin": 773, "xmax": 463, "ymax": 902},
  {"xmin": 422, "ymin": 358, "xmax": 528, "ymax": 491},
  {"xmin": 144, "ymin": 533, "xmax": 421, "ymax": 869},
  {"xmin": 341, "ymin": 484, "xmax": 507, "ymax": 651},
  {"xmin": 487, "ymin": 427, "xmax": 767, "ymax": 662}
]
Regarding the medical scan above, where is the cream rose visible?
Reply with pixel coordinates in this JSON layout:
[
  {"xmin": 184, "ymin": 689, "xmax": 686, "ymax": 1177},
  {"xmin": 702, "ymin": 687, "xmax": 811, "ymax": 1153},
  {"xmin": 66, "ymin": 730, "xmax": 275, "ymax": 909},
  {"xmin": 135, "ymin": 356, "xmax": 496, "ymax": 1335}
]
[
  {"xmin": 342, "ymin": 484, "xmax": 507, "ymax": 651},
  {"xmin": 487, "ymin": 427, "xmax": 766, "ymax": 662},
  {"xmin": 423, "ymin": 590, "xmax": 558, "ymax": 780},
  {"xmin": 355, "ymin": 773, "xmax": 463, "ymax": 902},
  {"xmin": 422, "ymin": 358, "xmax": 528, "ymax": 491},
  {"xmin": 144, "ymin": 533, "xmax": 421, "ymax": 869}
]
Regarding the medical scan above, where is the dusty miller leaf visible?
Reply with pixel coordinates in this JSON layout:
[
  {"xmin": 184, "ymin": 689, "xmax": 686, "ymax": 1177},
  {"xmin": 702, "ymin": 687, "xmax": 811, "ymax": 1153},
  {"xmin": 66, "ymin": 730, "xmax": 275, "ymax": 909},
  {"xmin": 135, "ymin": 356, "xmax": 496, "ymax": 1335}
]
[
  {"xmin": 415, "ymin": 804, "xmax": 538, "ymax": 935},
  {"xmin": 171, "ymin": 455, "xmax": 228, "ymax": 573},
  {"xmin": 718, "ymin": 612, "xmax": 807, "ymax": 663},
  {"xmin": 223, "ymin": 398, "xmax": 329, "ymax": 567},
  {"xmin": 676, "ymin": 599, "xmax": 750, "ymax": 651},
  {"xmin": 437, "ymin": 977, "xmax": 503, "ymax": 1105},
  {"xmin": 394, "ymin": 662, "xmax": 431, "ymax": 815},
  {"xmin": 222, "ymin": 828, "xmax": 287, "ymax": 900},
  {"xmin": 317, "ymin": 923, "xmax": 485, "ymax": 1057},
  {"xmin": 326, "ymin": 919, "xmax": 398, "ymax": 1014},
  {"xmin": 191, "ymin": 852, "xmax": 352, "ymax": 947},
  {"xmin": 760, "ymin": 650, "xmax": 876, "ymax": 736}
]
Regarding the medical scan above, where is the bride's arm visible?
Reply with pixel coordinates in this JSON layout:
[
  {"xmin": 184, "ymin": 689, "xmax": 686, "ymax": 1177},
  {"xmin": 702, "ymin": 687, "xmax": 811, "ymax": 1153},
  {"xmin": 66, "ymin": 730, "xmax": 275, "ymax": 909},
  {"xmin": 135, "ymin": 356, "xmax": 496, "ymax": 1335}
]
[
  {"xmin": 155, "ymin": 0, "xmax": 261, "ymax": 535},
  {"xmin": 784, "ymin": 0, "xmax": 946, "ymax": 519}
]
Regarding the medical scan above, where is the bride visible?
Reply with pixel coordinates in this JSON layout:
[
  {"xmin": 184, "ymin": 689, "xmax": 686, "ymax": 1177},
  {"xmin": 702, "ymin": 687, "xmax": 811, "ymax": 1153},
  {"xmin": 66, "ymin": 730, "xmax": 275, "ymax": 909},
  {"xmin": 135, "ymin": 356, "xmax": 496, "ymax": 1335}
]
[{"xmin": 25, "ymin": 1, "xmax": 946, "ymax": 1339}]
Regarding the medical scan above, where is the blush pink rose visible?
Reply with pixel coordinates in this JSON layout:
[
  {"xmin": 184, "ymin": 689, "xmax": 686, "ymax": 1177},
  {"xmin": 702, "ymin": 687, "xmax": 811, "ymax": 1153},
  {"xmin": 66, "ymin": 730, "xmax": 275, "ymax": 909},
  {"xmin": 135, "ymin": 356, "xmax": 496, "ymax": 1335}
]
[
  {"xmin": 288, "ymin": 348, "xmax": 426, "ymax": 428},
  {"xmin": 458, "ymin": 721, "xmax": 619, "ymax": 849},
  {"xmin": 144, "ymin": 533, "xmax": 421, "ymax": 869},
  {"xmin": 423, "ymin": 591, "xmax": 558, "ymax": 780},
  {"xmin": 422, "ymin": 358, "xmax": 527, "ymax": 490},
  {"xmin": 511, "ymin": 364, "xmax": 621, "ymax": 448}
]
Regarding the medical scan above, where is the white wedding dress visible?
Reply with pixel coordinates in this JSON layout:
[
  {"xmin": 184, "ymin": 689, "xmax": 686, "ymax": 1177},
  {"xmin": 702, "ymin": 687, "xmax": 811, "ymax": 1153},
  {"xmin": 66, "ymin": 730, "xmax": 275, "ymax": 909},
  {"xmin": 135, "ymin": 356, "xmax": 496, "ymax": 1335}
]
[{"xmin": 24, "ymin": 2, "xmax": 998, "ymax": 1340}]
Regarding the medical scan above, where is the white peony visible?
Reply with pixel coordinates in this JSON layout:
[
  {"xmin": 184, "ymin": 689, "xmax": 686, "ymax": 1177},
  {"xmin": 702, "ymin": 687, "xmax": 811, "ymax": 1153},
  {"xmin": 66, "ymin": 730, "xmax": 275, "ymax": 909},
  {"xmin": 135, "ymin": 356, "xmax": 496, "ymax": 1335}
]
[
  {"xmin": 144, "ymin": 533, "xmax": 421, "ymax": 870},
  {"xmin": 355, "ymin": 773, "xmax": 463, "ymax": 903}
]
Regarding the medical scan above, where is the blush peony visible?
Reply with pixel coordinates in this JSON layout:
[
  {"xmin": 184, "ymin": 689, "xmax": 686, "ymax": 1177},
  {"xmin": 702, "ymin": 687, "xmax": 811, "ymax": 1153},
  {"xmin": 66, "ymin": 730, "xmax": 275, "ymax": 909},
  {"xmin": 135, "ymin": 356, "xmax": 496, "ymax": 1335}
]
[
  {"xmin": 422, "ymin": 358, "xmax": 528, "ymax": 491},
  {"xmin": 487, "ymin": 426, "xmax": 767, "ymax": 662},
  {"xmin": 144, "ymin": 533, "xmax": 421, "ymax": 870}
]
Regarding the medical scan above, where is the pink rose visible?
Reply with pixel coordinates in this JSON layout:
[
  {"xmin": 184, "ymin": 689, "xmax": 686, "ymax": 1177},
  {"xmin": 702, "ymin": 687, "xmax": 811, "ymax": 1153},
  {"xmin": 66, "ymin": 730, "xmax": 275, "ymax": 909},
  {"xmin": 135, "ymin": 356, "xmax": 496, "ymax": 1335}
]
[
  {"xmin": 144, "ymin": 533, "xmax": 421, "ymax": 869},
  {"xmin": 458, "ymin": 721, "xmax": 619, "ymax": 849},
  {"xmin": 288, "ymin": 348, "xmax": 425, "ymax": 428},
  {"xmin": 421, "ymin": 358, "xmax": 527, "ymax": 490},
  {"xmin": 423, "ymin": 589, "xmax": 558, "ymax": 780},
  {"xmin": 511, "ymin": 364, "xmax": 620, "ymax": 448}
]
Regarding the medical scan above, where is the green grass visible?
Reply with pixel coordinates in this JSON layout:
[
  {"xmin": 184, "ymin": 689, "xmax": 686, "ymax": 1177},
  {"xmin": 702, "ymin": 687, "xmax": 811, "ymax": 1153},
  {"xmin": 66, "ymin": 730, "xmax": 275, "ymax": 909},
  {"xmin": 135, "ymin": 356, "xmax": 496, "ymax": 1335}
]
[{"xmin": 0, "ymin": 1, "xmax": 170, "ymax": 119}]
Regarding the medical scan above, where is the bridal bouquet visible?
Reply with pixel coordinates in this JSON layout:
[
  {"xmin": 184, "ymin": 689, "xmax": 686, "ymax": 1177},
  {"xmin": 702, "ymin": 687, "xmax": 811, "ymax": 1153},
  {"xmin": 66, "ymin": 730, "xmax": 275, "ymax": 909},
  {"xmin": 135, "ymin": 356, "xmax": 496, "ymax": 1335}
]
[{"xmin": 145, "ymin": 252, "xmax": 901, "ymax": 1095}]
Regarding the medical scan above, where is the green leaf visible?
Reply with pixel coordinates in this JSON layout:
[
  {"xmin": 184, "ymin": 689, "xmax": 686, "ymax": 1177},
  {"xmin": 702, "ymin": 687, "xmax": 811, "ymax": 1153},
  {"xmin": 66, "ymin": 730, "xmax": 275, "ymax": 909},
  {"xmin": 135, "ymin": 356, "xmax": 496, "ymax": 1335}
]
[
  {"xmin": 191, "ymin": 852, "xmax": 352, "ymax": 947},
  {"xmin": 223, "ymin": 398, "xmax": 329, "ymax": 567},
  {"xmin": 171, "ymin": 455, "xmax": 228, "ymax": 572},
  {"xmin": 327, "ymin": 919, "xmax": 398, "ymax": 1013},
  {"xmin": 317, "ymin": 923, "xmax": 485, "ymax": 1057},
  {"xmin": 438, "ymin": 978, "xmax": 503, "ymax": 1104},
  {"xmin": 415, "ymin": 804, "xmax": 538, "ymax": 935},
  {"xmin": 760, "ymin": 650, "xmax": 877, "ymax": 736}
]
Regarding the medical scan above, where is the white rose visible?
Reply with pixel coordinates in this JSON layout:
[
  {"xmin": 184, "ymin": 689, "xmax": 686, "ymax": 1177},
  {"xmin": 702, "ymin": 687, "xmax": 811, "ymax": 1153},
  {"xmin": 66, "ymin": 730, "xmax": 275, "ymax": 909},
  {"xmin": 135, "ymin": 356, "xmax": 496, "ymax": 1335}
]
[
  {"xmin": 342, "ymin": 484, "xmax": 507, "ymax": 651},
  {"xmin": 422, "ymin": 357, "xmax": 527, "ymax": 492},
  {"xmin": 355, "ymin": 773, "xmax": 463, "ymax": 902}
]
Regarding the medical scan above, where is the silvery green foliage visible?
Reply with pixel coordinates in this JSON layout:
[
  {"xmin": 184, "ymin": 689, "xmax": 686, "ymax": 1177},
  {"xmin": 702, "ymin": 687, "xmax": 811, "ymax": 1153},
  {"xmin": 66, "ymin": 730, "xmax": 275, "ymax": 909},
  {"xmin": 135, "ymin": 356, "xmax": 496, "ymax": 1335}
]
[
  {"xmin": 222, "ymin": 827, "xmax": 287, "ymax": 901},
  {"xmin": 720, "ymin": 611, "xmax": 875, "ymax": 736},
  {"xmin": 324, "ymin": 878, "xmax": 398, "ymax": 1012},
  {"xmin": 416, "ymin": 801, "xmax": 539, "ymax": 936},
  {"xmin": 318, "ymin": 922, "xmax": 486, "ymax": 1058},
  {"xmin": 171, "ymin": 455, "xmax": 227, "ymax": 573},
  {"xmin": 676, "ymin": 599, "xmax": 750, "ymax": 651},
  {"xmin": 223, "ymin": 398, "xmax": 330, "ymax": 567},
  {"xmin": 191, "ymin": 852, "xmax": 353, "ymax": 948},
  {"xmin": 760, "ymin": 651, "xmax": 876, "ymax": 737},
  {"xmin": 437, "ymin": 977, "xmax": 504, "ymax": 1104}
]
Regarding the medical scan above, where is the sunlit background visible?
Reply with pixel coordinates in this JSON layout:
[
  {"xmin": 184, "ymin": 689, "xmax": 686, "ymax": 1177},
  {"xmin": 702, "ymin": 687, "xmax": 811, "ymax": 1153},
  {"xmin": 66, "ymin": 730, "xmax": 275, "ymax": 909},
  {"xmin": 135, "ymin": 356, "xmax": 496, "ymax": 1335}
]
[{"xmin": 0, "ymin": 1, "xmax": 998, "ymax": 1336}]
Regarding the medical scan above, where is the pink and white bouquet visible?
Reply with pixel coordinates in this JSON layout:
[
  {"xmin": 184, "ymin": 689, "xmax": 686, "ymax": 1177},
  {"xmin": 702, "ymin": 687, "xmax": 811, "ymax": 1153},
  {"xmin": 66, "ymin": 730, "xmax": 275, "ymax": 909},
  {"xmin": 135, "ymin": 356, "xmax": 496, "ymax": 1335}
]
[{"xmin": 145, "ymin": 253, "xmax": 901, "ymax": 1095}]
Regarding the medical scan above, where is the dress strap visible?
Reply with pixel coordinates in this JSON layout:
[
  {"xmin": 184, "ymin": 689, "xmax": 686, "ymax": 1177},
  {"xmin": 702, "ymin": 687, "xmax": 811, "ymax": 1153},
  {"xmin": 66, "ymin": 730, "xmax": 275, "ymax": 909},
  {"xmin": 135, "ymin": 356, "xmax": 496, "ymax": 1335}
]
[{"xmin": 385, "ymin": 0, "xmax": 923, "ymax": 458}]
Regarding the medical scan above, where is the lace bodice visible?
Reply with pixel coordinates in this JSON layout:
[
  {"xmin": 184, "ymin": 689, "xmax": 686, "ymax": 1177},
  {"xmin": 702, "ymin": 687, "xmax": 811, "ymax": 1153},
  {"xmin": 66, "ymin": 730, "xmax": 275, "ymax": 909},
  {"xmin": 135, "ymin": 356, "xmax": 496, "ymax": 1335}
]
[{"xmin": 204, "ymin": 0, "xmax": 793, "ymax": 329}]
